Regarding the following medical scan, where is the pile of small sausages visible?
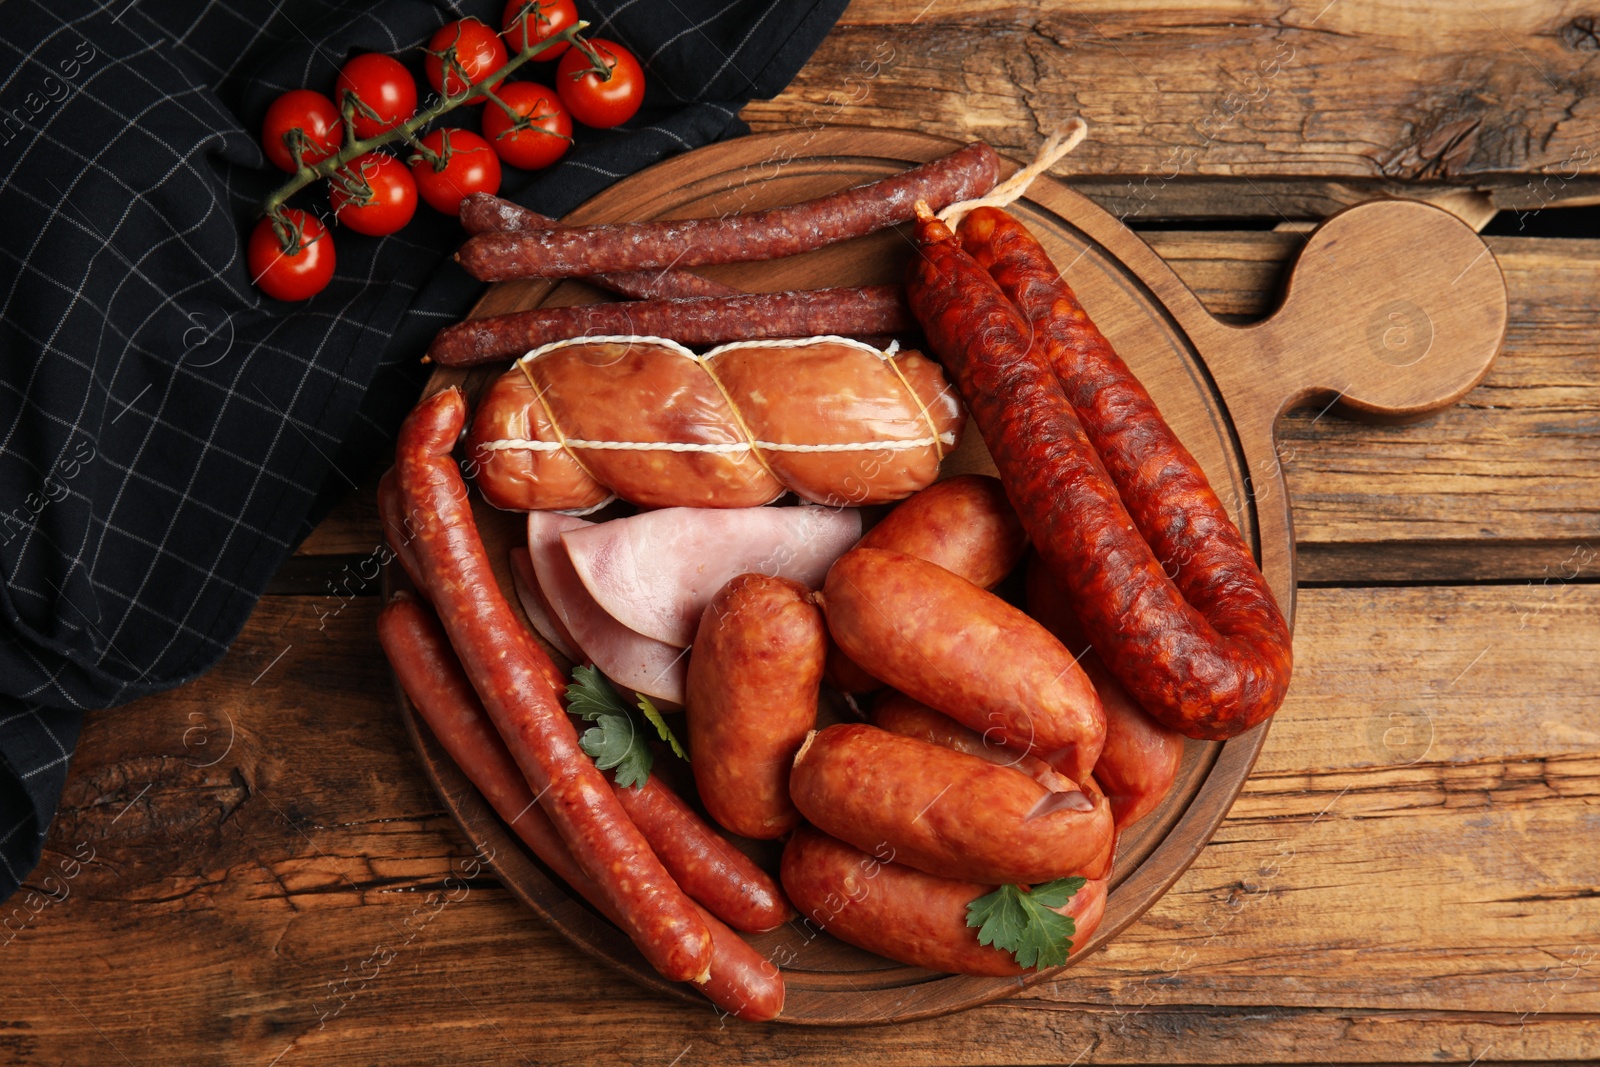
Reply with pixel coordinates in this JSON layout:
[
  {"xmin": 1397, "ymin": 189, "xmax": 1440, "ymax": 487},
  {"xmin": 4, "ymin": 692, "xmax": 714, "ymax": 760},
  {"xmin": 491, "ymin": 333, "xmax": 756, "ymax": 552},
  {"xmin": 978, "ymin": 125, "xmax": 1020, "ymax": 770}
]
[{"xmin": 377, "ymin": 142, "xmax": 1295, "ymax": 1020}]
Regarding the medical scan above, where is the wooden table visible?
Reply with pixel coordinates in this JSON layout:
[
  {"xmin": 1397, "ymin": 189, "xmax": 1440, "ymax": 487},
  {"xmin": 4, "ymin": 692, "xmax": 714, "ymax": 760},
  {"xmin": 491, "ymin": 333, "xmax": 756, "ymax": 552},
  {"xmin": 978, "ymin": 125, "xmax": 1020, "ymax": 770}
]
[{"xmin": 6, "ymin": 2, "xmax": 1597, "ymax": 1062}]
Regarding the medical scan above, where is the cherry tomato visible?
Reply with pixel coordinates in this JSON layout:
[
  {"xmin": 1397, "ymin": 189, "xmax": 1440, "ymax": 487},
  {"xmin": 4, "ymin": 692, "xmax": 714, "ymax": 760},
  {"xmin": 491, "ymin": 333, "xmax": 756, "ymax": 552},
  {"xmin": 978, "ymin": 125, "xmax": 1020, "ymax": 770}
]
[
  {"xmin": 261, "ymin": 89, "xmax": 342, "ymax": 173},
  {"xmin": 556, "ymin": 38, "xmax": 645, "ymax": 129},
  {"xmin": 502, "ymin": 0, "xmax": 578, "ymax": 59},
  {"xmin": 330, "ymin": 152, "xmax": 418, "ymax": 236},
  {"xmin": 480, "ymin": 82, "xmax": 571, "ymax": 170},
  {"xmin": 410, "ymin": 129, "xmax": 503, "ymax": 215},
  {"xmin": 424, "ymin": 18, "xmax": 507, "ymax": 103},
  {"xmin": 249, "ymin": 209, "xmax": 335, "ymax": 301},
  {"xmin": 335, "ymin": 53, "xmax": 418, "ymax": 139}
]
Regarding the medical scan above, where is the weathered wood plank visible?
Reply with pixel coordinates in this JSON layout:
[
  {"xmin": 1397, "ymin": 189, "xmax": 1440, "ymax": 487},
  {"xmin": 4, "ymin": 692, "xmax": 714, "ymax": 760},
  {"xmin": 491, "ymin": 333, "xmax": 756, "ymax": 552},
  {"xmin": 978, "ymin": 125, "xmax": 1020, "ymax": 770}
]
[
  {"xmin": 746, "ymin": 1, "xmax": 1600, "ymax": 212},
  {"xmin": 3, "ymin": 585, "xmax": 1594, "ymax": 1063}
]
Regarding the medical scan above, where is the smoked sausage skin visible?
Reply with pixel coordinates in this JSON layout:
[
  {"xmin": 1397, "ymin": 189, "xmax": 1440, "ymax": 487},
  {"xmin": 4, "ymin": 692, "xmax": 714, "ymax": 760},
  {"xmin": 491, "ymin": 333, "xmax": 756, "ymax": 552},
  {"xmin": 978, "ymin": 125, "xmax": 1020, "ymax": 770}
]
[
  {"xmin": 789, "ymin": 723, "xmax": 1114, "ymax": 884},
  {"xmin": 820, "ymin": 548, "xmax": 1104, "ymax": 781},
  {"xmin": 686, "ymin": 574, "xmax": 826, "ymax": 840},
  {"xmin": 781, "ymin": 824, "xmax": 1107, "ymax": 977},
  {"xmin": 905, "ymin": 204, "xmax": 1292, "ymax": 739}
]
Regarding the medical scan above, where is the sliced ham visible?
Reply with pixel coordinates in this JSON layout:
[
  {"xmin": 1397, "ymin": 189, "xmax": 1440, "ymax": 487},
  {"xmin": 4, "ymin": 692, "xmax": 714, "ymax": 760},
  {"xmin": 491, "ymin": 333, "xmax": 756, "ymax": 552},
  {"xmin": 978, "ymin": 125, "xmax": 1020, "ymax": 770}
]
[
  {"xmin": 509, "ymin": 547, "xmax": 581, "ymax": 662},
  {"xmin": 562, "ymin": 505, "xmax": 863, "ymax": 648},
  {"xmin": 526, "ymin": 511, "xmax": 688, "ymax": 706}
]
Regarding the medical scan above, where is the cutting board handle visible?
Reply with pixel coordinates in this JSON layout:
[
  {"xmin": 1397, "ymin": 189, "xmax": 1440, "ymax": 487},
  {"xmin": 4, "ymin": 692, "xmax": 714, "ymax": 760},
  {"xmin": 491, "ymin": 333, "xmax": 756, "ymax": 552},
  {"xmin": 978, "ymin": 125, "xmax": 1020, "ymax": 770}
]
[{"xmin": 1214, "ymin": 199, "xmax": 1508, "ymax": 426}]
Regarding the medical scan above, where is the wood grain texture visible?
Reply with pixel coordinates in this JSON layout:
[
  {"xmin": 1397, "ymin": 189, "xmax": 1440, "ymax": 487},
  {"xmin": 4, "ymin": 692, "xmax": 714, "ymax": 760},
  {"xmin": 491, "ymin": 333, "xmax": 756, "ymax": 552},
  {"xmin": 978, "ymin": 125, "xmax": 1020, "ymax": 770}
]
[
  {"xmin": 747, "ymin": 1, "xmax": 1600, "ymax": 205},
  {"xmin": 4, "ymin": 585, "xmax": 1594, "ymax": 1063}
]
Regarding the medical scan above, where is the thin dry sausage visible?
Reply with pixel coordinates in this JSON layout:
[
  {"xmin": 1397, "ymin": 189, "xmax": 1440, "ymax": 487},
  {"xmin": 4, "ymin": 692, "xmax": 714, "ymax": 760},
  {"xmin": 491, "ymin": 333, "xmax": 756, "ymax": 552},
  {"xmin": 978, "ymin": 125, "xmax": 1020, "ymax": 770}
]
[
  {"xmin": 454, "ymin": 143, "xmax": 999, "ymax": 281},
  {"xmin": 456, "ymin": 193, "xmax": 738, "ymax": 299},
  {"xmin": 609, "ymin": 772, "xmax": 793, "ymax": 933},
  {"xmin": 426, "ymin": 285, "xmax": 913, "ymax": 367}
]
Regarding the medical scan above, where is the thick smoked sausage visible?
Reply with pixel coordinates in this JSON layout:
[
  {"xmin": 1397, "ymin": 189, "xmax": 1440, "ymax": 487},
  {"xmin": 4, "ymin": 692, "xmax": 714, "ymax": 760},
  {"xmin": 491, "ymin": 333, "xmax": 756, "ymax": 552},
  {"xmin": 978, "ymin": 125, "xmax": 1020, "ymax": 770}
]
[
  {"xmin": 905, "ymin": 203, "xmax": 1291, "ymax": 739},
  {"xmin": 781, "ymin": 825, "xmax": 1106, "ymax": 977},
  {"xmin": 789, "ymin": 723, "xmax": 1114, "ymax": 884},
  {"xmin": 821, "ymin": 548, "xmax": 1104, "ymax": 781},
  {"xmin": 686, "ymin": 574, "xmax": 826, "ymax": 840}
]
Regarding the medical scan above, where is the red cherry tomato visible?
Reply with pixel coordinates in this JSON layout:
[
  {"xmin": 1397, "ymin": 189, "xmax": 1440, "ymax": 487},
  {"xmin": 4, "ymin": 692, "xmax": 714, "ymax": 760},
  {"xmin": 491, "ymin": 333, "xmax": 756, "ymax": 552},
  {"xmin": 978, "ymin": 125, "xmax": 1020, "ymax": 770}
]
[
  {"xmin": 480, "ymin": 82, "xmax": 571, "ymax": 170},
  {"xmin": 424, "ymin": 18, "xmax": 507, "ymax": 103},
  {"xmin": 335, "ymin": 53, "xmax": 418, "ymax": 139},
  {"xmin": 502, "ymin": 0, "xmax": 578, "ymax": 59},
  {"xmin": 556, "ymin": 38, "xmax": 645, "ymax": 129},
  {"xmin": 409, "ymin": 129, "xmax": 503, "ymax": 215},
  {"xmin": 261, "ymin": 89, "xmax": 342, "ymax": 173},
  {"xmin": 330, "ymin": 152, "xmax": 418, "ymax": 236},
  {"xmin": 249, "ymin": 209, "xmax": 335, "ymax": 302}
]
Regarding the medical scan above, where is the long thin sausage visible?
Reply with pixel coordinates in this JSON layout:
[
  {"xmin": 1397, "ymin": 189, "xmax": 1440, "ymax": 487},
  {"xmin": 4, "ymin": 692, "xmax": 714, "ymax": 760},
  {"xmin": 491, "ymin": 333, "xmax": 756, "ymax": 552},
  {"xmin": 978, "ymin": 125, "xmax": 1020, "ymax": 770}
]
[
  {"xmin": 457, "ymin": 193, "xmax": 738, "ymax": 299},
  {"xmin": 608, "ymin": 773, "xmax": 793, "ymax": 933},
  {"xmin": 393, "ymin": 388, "xmax": 712, "ymax": 984},
  {"xmin": 376, "ymin": 592, "xmax": 782, "ymax": 1019},
  {"xmin": 454, "ymin": 142, "xmax": 1000, "ymax": 281},
  {"xmin": 427, "ymin": 285, "xmax": 913, "ymax": 367},
  {"xmin": 906, "ymin": 204, "xmax": 1292, "ymax": 739},
  {"xmin": 377, "ymin": 467, "xmax": 426, "ymax": 591}
]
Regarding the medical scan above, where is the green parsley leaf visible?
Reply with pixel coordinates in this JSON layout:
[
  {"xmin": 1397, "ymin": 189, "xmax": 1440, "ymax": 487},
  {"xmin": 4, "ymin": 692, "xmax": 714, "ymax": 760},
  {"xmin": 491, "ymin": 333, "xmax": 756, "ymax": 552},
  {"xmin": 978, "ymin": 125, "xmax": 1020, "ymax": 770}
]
[
  {"xmin": 637, "ymin": 694, "xmax": 688, "ymax": 762},
  {"xmin": 565, "ymin": 663, "xmax": 632, "ymax": 720},
  {"xmin": 966, "ymin": 877, "xmax": 1086, "ymax": 970},
  {"xmin": 579, "ymin": 713, "xmax": 652, "ymax": 789}
]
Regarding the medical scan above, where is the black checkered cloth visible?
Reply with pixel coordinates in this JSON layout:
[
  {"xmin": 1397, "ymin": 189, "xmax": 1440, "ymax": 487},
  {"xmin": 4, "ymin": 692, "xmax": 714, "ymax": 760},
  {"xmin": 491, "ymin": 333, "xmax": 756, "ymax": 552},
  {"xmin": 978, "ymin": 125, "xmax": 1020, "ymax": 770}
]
[{"xmin": 0, "ymin": 0, "xmax": 847, "ymax": 903}]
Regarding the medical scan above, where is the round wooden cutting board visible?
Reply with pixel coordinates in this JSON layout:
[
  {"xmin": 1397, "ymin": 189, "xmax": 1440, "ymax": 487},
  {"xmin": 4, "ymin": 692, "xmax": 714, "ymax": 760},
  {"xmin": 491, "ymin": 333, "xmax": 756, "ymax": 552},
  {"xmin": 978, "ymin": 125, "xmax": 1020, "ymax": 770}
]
[{"xmin": 391, "ymin": 128, "xmax": 1507, "ymax": 1025}]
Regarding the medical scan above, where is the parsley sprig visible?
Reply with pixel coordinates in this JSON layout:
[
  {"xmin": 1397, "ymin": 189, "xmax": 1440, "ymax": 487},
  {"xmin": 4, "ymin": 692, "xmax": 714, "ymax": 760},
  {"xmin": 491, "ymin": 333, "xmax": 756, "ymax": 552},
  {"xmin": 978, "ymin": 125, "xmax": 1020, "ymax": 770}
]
[
  {"xmin": 966, "ymin": 877, "xmax": 1088, "ymax": 969},
  {"xmin": 565, "ymin": 665, "xmax": 687, "ymax": 789}
]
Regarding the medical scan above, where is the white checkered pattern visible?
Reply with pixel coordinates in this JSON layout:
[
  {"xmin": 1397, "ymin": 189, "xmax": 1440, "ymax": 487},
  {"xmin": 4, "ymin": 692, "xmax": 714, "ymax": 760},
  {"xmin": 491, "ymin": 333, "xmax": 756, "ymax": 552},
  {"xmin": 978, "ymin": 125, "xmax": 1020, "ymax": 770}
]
[{"xmin": 0, "ymin": 0, "xmax": 848, "ymax": 901}]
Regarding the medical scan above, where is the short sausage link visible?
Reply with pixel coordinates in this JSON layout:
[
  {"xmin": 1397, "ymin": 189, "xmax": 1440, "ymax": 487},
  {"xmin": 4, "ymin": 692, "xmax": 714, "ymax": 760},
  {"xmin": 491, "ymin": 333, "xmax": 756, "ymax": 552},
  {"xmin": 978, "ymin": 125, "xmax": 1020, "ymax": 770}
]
[
  {"xmin": 789, "ymin": 723, "xmax": 1114, "ymax": 884},
  {"xmin": 821, "ymin": 547, "xmax": 1104, "ymax": 782},
  {"xmin": 686, "ymin": 574, "xmax": 826, "ymax": 840},
  {"xmin": 781, "ymin": 824, "xmax": 1107, "ymax": 976},
  {"xmin": 1024, "ymin": 555, "xmax": 1185, "ymax": 828}
]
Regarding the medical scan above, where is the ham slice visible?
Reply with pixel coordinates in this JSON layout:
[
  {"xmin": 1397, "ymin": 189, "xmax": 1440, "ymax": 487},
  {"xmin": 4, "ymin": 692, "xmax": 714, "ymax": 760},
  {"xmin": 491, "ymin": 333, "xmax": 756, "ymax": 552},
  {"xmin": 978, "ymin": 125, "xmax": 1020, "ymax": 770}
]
[
  {"xmin": 562, "ymin": 506, "xmax": 863, "ymax": 648},
  {"xmin": 526, "ymin": 511, "xmax": 688, "ymax": 706},
  {"xmin": 509, "ymin": 547, "xmax": 581, "ymax": 662}
]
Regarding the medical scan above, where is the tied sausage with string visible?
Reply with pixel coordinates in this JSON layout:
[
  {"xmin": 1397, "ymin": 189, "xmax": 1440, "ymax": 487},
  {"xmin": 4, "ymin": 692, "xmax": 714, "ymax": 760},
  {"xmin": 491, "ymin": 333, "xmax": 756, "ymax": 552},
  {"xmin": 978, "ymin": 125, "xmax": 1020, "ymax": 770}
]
[
  {"xmin": 456, "ymin": 193, "xmax": 737, "ymax": 300},
  {"xmin": 905, "ymin": 203, "xmax": 1292, "ymax": 740},
  {"xmin": 465, "ymin": 335, "xmax": 965, "ymax": 512},
  {"xmin": 454, "ymin": 142, "xmax": 1000, "ymax": 281},
  {"xmin": 426, "ymin": 285, "xmax": 914, "ymax": 367}
]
